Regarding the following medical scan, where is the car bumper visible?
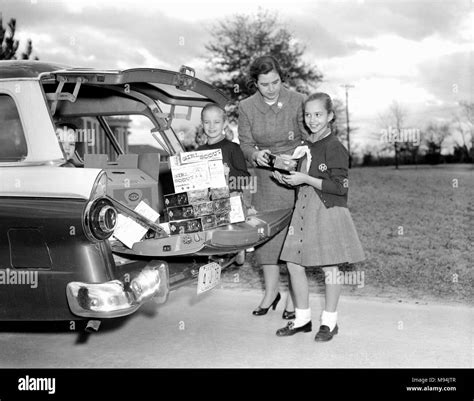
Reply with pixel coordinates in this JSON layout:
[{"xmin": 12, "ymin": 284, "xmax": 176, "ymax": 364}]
[{"xmin": 66, "ymin": 261, "xmax": 169, "ymax": 318}]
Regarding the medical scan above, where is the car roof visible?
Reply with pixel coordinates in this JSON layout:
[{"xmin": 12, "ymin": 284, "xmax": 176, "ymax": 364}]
[
  {"xmin": 0, "ymin": 60, "xmax": 228, "ymax": 107},
  {"xmin": 0, "ymin": 60, "xmax": 73, "ymax": 79}
]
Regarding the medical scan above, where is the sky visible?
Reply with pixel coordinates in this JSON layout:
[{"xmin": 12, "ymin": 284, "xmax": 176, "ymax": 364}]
[{"xmin": 2, "ymin": 0, "xmax": 472, "ymax": 154}]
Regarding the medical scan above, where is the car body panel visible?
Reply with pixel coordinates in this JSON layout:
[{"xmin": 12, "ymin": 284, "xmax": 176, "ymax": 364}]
[
  {"xmin": 1, "ymin": 166, "xmax": 102, "ymax": 199},
  {"xmin": 0, "ymin": 61, "xmax": 293, "ymax": 323},
  {"xmin": 0, "ymin": 197, "xmax": 114, "ymax": 320}
]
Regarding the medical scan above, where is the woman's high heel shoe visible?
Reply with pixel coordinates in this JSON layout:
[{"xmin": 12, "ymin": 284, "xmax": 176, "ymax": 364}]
[
  {"xmin": 252, "ymin": 292, "xmax": 281, "ymax": 316},
  {"xmin": 282, "ymin": 310, "xmax": 296, "ymax": 320}
]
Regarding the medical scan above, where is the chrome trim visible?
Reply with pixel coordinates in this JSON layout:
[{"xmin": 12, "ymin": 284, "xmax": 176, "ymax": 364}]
[
  {"xmin": 66, "ymin": 261, "xmax": 169, "ymax": 318},
  {"xmin": 98, "ymin": 205, "xmax": 117, "ymax": 234},
  {"xmin": 83, "ymin": 196, "xmax": 117, "ymax": 243},
  {"xmin": 106, "ymin": 195, "xmax": 169, "ymax": 238},
  {"xmin": 0, "ymin": 159, "xmax": 64, "ymax": 167},
  {"xmin": 89, "ymin": 170, "xmax": 108, "ymax": 200}
]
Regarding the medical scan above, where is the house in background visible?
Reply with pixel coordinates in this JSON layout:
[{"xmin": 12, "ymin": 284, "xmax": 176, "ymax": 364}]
[{"xmin": 80, "ymin": 116, "xmax": 131, "ymax": 162}]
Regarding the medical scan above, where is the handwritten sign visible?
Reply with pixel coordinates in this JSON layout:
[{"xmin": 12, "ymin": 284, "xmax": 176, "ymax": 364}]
[
  {"xmin": 171, "ymin": 150, "xmax": 226, "ymax": 192},
  {"xmin": 179, "ymin": 149, "xmax": 223, "ymax": 164}
]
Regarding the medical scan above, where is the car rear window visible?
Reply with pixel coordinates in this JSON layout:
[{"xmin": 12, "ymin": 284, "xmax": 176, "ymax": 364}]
[{"xmin": 0, "ymin": 94, "xmax": 27, "ymax": 162}]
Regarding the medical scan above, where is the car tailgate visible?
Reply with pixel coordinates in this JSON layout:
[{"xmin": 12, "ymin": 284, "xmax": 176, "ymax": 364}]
[{"xmin": 111, "ymin": 209, "xmax": 292, "ymax": 257}]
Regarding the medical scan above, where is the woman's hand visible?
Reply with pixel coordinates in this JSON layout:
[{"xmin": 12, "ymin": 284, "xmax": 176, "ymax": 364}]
[
  {"xmin": 272, "ymin": 170, "xmax": 288, "ymax": 185},
  {"xmin": 253, "ymin": 149, "xmax": 271, "ymax": 167},
  {"xmin": 281, "ymin": 171, "xmax": 308, "ymax": 186}
]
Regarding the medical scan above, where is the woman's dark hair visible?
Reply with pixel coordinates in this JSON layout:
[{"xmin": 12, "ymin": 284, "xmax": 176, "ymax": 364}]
[
  {"xmin": 304, "ymin": 92, "xmax": 337, "ymax": 126},
  {"xmin": 247, "ymin": 55, "xmax": 285, "ymax": 89}
]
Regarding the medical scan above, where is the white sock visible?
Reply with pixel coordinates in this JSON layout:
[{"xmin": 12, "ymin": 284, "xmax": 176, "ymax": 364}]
[
  {"xmin": 292, "ymin": 308, "xmax": 311, "ymax": 328},
  {"xmin": 321, "ymin": 310, "xmax": 337, "ymax": 331}
]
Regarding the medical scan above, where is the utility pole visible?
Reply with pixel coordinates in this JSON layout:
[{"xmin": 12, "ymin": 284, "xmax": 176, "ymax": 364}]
[{"xmin": 341, "ymin": 84, "xmax": 354, "ymax": 168}]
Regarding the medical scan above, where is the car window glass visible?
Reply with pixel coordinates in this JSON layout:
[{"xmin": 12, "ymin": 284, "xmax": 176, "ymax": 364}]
[
  {"xmin": 103, "ymin": 115, "xmax": 172, "ymax": 162},
  {"xmin": 156, "ymin": 102, "xmax": 202, "ymax": 151},
  {"xmin": 0, "ymin": 94, "xmax": 27, "ymax": 162}
]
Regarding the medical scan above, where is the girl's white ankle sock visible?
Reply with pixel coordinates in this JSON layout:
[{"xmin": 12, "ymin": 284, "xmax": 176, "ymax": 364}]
[
  {"xmin": 293, "ymin": 308, "xmax": 311, "ymax": 328},
  {"xmin": 321, "ymin": 310, "xmax": 338, "ymax": 331}
]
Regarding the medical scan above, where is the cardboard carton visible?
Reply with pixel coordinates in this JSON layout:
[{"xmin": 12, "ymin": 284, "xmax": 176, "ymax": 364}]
[
  {"xmin": 210, "ymin": 186, "xmax": 230, "ymax": 200},
  {"xmin": 85, "ymin": 153, "xmax": 160, "ymax": 211},
  {"xmin": 169, "ymin": 218, "xmax": 203, "ymax": 235},
  {"xmin": 166, "ymin": 201, "xmax": 214, "ymax": 221},
  {"xmin": 268, "ymin": 154, "xmax": 298, "ymax": 174},
  {"xmin": 164, "ymin": 189, "xmax": 210, "ymax": 208},
  {"xmin": 213, "ymin": 198, "xmax": 231, "ymax": 214}
]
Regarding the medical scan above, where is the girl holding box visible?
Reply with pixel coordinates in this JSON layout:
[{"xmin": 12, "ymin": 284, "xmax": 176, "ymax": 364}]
[{"xmin": 273, "ymin": 92, "xmax": 365, "ymax": 341}]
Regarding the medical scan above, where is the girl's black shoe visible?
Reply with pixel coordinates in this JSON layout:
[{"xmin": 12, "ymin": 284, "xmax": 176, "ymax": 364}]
[
  {"xmin": 252, "ymin": 292, "xmax": 281, "ymax": 316},
  {"xmin": 276, "ymin": 321, "xmax": 312, "ymax": 336},
  {"xmin": 314, "ymin": 324, "xmax": 338, "ymax": 342},
  {"xmin": 282, "ymin": 310, "xmax": 296, "ymax": 320}
]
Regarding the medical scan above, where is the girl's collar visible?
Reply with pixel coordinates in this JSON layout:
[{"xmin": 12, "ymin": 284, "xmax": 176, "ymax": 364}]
[{"xmin": 305, "ymin": 126, "xmax": 332, "ymax": 144}]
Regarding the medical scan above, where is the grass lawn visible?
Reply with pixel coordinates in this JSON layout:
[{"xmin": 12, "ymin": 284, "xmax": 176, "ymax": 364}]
[{"xmin": 221, "ymin": 164, "xmax": 473, "ymax": 304}]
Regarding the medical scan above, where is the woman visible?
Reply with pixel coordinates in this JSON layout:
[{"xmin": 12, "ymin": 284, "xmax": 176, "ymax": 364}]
[{"xmin": 238, "ymin": 55, "xmax": 307, "ymax": 318}]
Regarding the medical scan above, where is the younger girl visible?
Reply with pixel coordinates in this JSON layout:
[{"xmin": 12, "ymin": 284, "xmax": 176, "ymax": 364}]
[{"xmin": 273, "ymin": 92, "xmax": 365, "ymax": 341}]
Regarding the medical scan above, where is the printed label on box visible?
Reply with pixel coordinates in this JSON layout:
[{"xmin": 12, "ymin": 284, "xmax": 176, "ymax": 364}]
[
  {"xmin": 201, "ymin": 215, "xmax": 217, "ymax": 229},
  {"xmin": 215, "ymin": 212, "xmax": 231, "ymax": 226},
  {"xmin": 213, "ymin": 198, "xmax": 231, "ymax": 214},
  {"xmin": 167, "ymin": 205, "xmax": 195, "ymax": 221},
  {"xmin": 169, "ymin": 218, "xmax": 203, "ymax": 235},
  {"xmin": 193, "ymin": 201, "xmax": 214, "ymax": 217},
  {"xmin": 112, "ymin": 201, "xmax": 160, "ymax": 248},
  {"xmin": 208, "ymin": 160, "xmax": 227, "ymax": 188},
  {"xmin": 164, "ymin": 189, "xmax": 210, "ymax": 207},
  {"xmin": 229, "ymin": 195, "xmax": 245, "ymax": 223},
  {"xmin": 210, "ymin": 187, "xmax": 230, "ymax": 200}
]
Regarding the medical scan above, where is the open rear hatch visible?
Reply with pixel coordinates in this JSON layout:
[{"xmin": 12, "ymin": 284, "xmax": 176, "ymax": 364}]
[
  {"xmin": 42, "ymin": 66, "xmax": 292, "ymax": 257},
  {"xmin": 41, "ymin": 65, "xmax": 228, "ymax": 155}
]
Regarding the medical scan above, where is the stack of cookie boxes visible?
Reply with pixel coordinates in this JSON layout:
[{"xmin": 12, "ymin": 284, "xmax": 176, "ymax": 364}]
[
  {"xmin": 165, "ymin": 149, "xmax": 245, "ymax": 236},
  {"xmin": 164, "ymin": 187, "xmax": 245, "ymax": 235}
]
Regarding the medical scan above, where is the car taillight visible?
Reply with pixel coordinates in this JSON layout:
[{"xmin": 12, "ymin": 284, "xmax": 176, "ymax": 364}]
[
  {"xmin": 85, "ymin": 197, "xmax": 118, "ymax": 241},
  {"xmin": 83, "ymin": 171, "xmax": 117, "ymax": 241}
]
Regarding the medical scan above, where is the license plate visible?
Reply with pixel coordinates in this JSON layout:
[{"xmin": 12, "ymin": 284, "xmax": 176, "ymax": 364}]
[{"xmin": 197, "ymin": 262, "xmax": 221, "ymax": 294}]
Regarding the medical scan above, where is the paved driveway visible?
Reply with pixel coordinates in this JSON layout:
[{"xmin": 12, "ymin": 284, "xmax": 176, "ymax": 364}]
[{"xmin": 0, "ymin": 286, "xmax": 471, "ymax": 368}]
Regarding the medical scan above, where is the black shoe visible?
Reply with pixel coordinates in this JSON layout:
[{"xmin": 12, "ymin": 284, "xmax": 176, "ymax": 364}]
[
  {"xmin": 252, "ymin": 292, "xmax": 281, "ymax": 316},
  {"xmin": 282, "ymin": 310, "xmax": 296, "ymax": 320},
  {"xmin": 314, "ymin": 324, "xmax": 338, "ymax": 342},
  {"xmin": 276, "ymin": 321, "xmax": 312, "ymax": 337}
]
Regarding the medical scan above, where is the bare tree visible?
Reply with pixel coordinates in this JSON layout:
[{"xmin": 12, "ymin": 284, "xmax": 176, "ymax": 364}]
[
  {"xmin": 0, "ymin": 16, "xmax": 38, "ymax": 60},
  {"xmin": 378, "ymin": 101, "xmax": 407, "ymax": 169},
  {"xmin": 204, "ymin": 9, "xmax": 322, "ymax": 122},
  {"xmin": 452, "ymin": 101, "xmax": 473, "ymax": 162},
  {"xmin": 424, "ymin": 122, "xmax": 450, "ymax": 164}
]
